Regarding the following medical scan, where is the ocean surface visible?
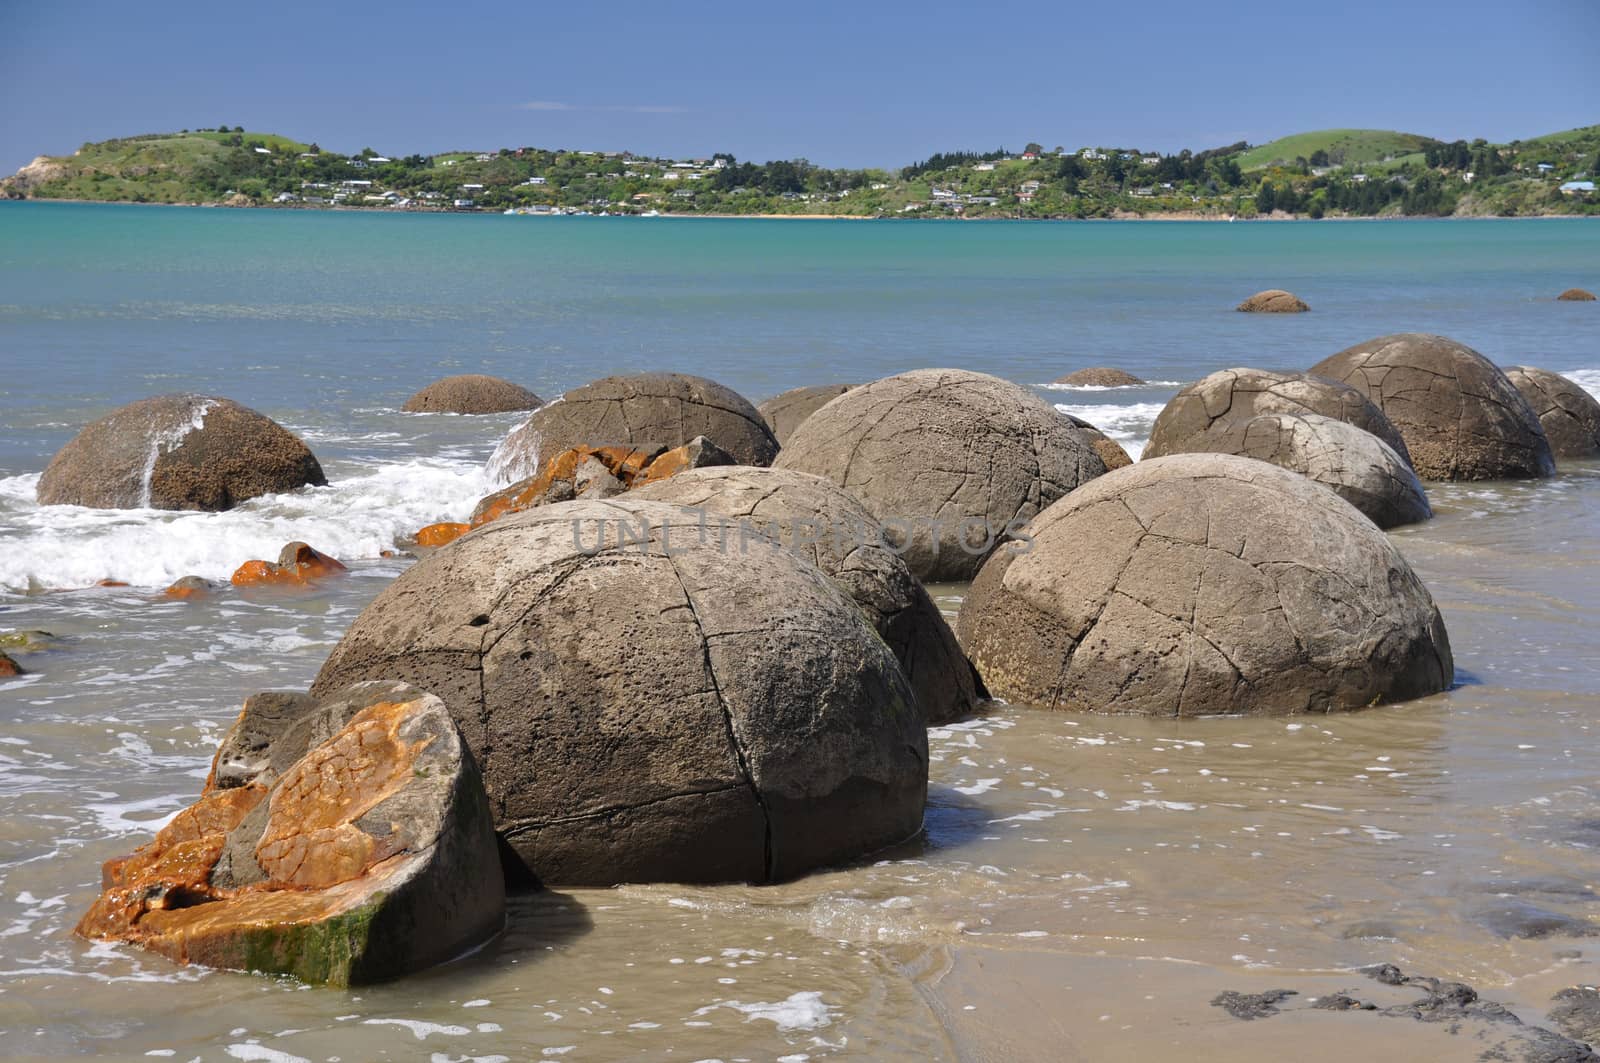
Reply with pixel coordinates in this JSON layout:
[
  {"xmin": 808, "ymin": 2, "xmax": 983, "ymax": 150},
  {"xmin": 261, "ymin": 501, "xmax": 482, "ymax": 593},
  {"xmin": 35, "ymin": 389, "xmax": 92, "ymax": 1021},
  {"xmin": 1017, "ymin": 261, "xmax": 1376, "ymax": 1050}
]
[{"xmin": 1, "ymin": 201, "xmax": 1598, "ymax": 1060}]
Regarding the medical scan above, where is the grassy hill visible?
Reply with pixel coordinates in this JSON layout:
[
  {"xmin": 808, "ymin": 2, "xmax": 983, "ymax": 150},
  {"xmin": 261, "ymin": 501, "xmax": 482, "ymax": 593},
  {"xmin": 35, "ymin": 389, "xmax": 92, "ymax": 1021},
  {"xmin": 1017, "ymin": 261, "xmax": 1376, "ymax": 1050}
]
[
  {"xmin": 1235, "ymin": 129, "xmax": 1442, "ymax": 171},
  {"xmin": 5, "ymin": 131, "xmax": 312, "ymax": 203}
]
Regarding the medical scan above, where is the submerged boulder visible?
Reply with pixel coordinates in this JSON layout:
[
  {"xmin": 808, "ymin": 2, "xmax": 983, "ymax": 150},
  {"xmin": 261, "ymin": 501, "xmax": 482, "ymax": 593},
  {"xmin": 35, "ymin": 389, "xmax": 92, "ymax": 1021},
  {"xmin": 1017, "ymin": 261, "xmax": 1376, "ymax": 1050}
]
[
  {"xmin": 38, "ymin": 395, "xmax": 326, "ymax": 511},
  {"xmin": 1170, "ymin": 412, "xmax": 1431, "ymax": 529},
  {"xmin": 1310, "ymin": 334, "xmax": 1555, "ymax": 480},
  {"xmin": 1144, "ymin": 368, "xmax": 1412, "ymax": 465},
  {"xmin": 632, "ymin": 466, "xmax": 983, "ymax": 724},
  {"xmin": 774, "ymin": 369, "xmax": 1108, "ymax": 581},
  {"xmin": 1052, "ymin": 367, "xmax": 1145, "ymax": 387},
  {"xmin": 1237, "ymin": 289, "xmax": 1310, "ymax": 313},
  {"xmin": 402, "ymin": 374, "xmax": 543, "ymax": 415},
  {"xmin": 75, "ymin": 680, "xmax": 504, "ymax": 986},
  {"xmin": 1556, "ymin": 288, "xmax": 1596, "ymax": 302},
  {"xmin": 312, "ymin": 499, "xmax": 927, "ymax": 887},
  {"xmin": 957, "ymin": 454, "xmax": 1453, "ymax": 716},
  {"xmin": 487, "ymin": 373, "xmax": 778, "ymax": 484},
  {"xmin": 231, "ymin": 542, "xmax": 347, "ymax": 588},
  {"xmin": 1502, "ymin": 366, "xmax": 1600, "ymax": 459},
  {"xmin": 757, "ymin": 384, "xmax": 853, "ymax": 445},
  {"xmin": 0, "ymin": 652, "xmax": 23, "ymax": 678}
]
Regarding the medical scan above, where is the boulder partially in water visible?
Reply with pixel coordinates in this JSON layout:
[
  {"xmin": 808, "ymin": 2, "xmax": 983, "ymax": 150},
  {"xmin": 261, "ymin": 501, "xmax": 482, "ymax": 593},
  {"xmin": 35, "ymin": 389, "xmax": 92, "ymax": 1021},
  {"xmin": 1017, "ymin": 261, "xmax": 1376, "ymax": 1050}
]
[
  {"xmin": 1052, "ymin": 367, "xmax": 1145, "ymax": 387},
  {"xmin": 311, "ymin": 499, "xmax": 927, "ymax": 887},
  {"xmin": 1236, "ymin": 289, "xmax": 1310, "ymax": 313},
  {"xmin": 1060, "ymin": 412, "xmax": 1134, "ymax": 470},
  {"xmin": 487, "ymin": 373, "xmax": 778, "ymax": 484},
  {"xmin": 631, "ymin": 465, "xmax": 984, "ymax": 724},
  {"xmin": 75, "ymin": 680, "xmax": 505, "ymax": 986},
  {"xmin": 231, "ymin": 542, "xmax": 347, "ymax": 588},
  {"xmin": 0, "ymin": 652, "xmax": 23, "ymax": 678},
  {"xmin": 37, "ymin": 395, "xmax": 326, "ymax": 511},
  {"xmin": 1144, "ymin": 368, "xmax": 1412, "ymax": 466},
  {"xmin": 402, "ymin": 374, "xmax": 543, "ymax": 414},
  {"xmin": 1310, "ymin": 334, "xmax": 1556, "ymax": 481},
  {"xmin": 1556, "ymin": 288, "xmax": 1596, "ymax": 302},
  {"xmin": 956, "ymin": 454, "xmax": 1453, "ymax": 715},
  {"xmin": 163, "ymin": 576, "xmax": 218, "ymax": 600},
  {"xmin": 774, "ymin": 369, "xmax": 1108, "ymax": 581},
  {"xmin": 1166, "ymin": 412, "xmax": 1431, "ymax": 529},
  {"xmin": 757, "ymin": 384, "xmax": 853, "ymax": 445},
  {"xmin": 1502, "ymin": 366, "xmax": 1600, "ymax": 459}
]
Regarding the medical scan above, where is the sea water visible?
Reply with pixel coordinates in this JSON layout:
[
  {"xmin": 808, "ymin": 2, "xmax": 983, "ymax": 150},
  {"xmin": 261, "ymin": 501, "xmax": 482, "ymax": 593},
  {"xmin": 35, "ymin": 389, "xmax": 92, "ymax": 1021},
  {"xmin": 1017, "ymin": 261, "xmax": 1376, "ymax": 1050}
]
[{"xmin": 1, "ymin": 202, "xmax": 1598, "ymax": 1060}]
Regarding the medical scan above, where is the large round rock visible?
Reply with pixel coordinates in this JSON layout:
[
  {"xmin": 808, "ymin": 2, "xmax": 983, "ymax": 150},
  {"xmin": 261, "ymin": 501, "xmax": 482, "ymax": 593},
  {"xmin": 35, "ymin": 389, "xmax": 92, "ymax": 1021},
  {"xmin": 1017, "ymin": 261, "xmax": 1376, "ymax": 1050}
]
[
  {"xmin": 957, "ymin": 454, "xmax": 1453, "ymax": 716},
  {"xmin": 1502, "ymin": 366, "xmax": 1600, "ymax": 459},
  {"xmin": 487, "ymin": 373, "xmax": 778, "ymax": 484},
  {"xmin": 773, "ymin": 369, "xmax": 1108, "ymax": 582},
  {"xmin": 1052, "ymin": 367, "xmax": 1144, "ymax": 387},
  {"xmin": 403, "ymin": 374, "xmax": 543, "ymax": 414},
  {"xmin": 757, "ymin": 384, "xmax": 852, "ymax": 446},
  {"xmin": 1170, "ymin": 412, "xmax": 1431, "ymax": 529},
  {"xmin": 38, "ymin": 395, "xmax": 326, "ymax": 511},
  {"xmin": 1309, "ymin": 334, "xmax": 1555, "ymax": 480},
  {"xmin": 632, "ymin": 466, "xmax": 983, "ymax": 724},
  {"xmin": 1144, "ymin": 368, "xmax": 1412, "ymax": 465},
  {"xmin": 312, "ymin": 499, "xmax": 926, "ymax": 887}
]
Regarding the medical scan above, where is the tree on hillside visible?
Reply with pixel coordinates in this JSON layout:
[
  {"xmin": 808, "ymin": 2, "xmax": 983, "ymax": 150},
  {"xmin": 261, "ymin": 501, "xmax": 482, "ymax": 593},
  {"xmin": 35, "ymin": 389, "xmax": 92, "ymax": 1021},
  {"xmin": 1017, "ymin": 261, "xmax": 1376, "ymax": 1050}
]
[
  {"xmin": 1309, "ymin": 149, "xmax": 1329, "ymax": 167},
  {"xmin": 1024, "ymin": 142, "xmax": 1043, "ymax": 155}
]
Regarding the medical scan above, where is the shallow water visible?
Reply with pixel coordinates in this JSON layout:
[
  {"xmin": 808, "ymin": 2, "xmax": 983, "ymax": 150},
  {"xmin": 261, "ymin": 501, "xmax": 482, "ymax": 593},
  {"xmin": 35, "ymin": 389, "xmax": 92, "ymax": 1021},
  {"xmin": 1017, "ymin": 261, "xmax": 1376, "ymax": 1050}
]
[{"xmin": 2, "ymin": 204, "xmax": 1599, "ymax": 1060}]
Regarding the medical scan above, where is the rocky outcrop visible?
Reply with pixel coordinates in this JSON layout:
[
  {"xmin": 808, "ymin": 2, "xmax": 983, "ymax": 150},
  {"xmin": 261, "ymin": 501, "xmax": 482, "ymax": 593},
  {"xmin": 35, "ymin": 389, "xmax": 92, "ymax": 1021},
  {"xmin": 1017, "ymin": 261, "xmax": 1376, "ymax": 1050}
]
[
  {"xmin": 1310, "ymin": 334, "xmax": 1555, "ymax": 480},
  {"xmin": 1237, "ymin": 289, "xmax": 1310, "ymax": 312},
  {"xmin": 37, "ymin": 395, "xmax": 326, "ymax": 511},
  {"xmin": 757, "ymin": 384, "xmax": 853, "ymax": 445},
  {"xmin": 401, "ymin": 375, "xmax": 543, "ymax": 414},
  {"xmin": 1144, "ymin": 368, "xmax": 1412, "ymax": 465},
  {"xmin": 487, "ymin": 373, "xmax": 777, "ymax": 484},
  {"xmin": 469, "ymin": 437, "xmax": 734, "ymax": 526},
  {"xmin": 1052, "ymin": 367, "xmax": 1145, "ymax": 387},
  {"xmin": 1060, "ymin": 412, "xmax": 1134, "ymax": 470},
  {"xmin": 75, "ymin": 681, "xmax": 505, "ymax": 986},
  {"xmin": 1556, "ymin": 288, "xmax": 1596, "ymax": 302},
  {"xmin": 956, "ymin": 454, "xmax": 1453, "ymax": 715},
  {"xmin": 774, "ymin": 369, "xmax": 1108, "ymax": 581},
  {"xmin": 231, "ymin": 543, "xmax": 347, "ymax": 588},
  {"xmin": 1166, "ymin": 412, "xmax": 1431, "ymax": 528},
  {"xmin": 2, "ymin": 156, "xmax": 69, "ymax": 198},
  {"xmin": 1502, "ymin": 366, "xmax": 1600, "ymax": 459},
  {"xmin": 632, "ymin": 466, "xmax": 984, "ymax": 724},
  {"xmin": 312, "ymin": 499, "xmax": 927, "ymax": 887}
]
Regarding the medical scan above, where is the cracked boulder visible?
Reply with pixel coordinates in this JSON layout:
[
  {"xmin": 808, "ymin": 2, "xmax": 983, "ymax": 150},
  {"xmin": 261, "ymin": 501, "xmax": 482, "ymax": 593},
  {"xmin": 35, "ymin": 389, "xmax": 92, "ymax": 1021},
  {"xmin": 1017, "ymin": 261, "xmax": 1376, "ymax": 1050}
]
[
  {"xmin": 1160, "ymin": 412, "xmax": 1431, "ymax": 529},
  {"xmin": 486, "ymin": 373, "xmax": 778, "ymax": 484},
  {"xmin": 38, "ymin": 395, "xmax": 326, "ymax": 511},
  {"xmin": 632, "ymin": 466, "xmax": 984, "ymax": 725},
  {"xmin": 1310, "ymin": 334, "xmax": 1555, "ymax": 480},
  {"xmin": 402, "ymin": 374, "xmax": 543, "ymax": 414},
  {"xmin": 1145, "ymin": 368, "xmax": 1412, "ymax": 466},
  {"xmin": 757, "ymin": 383, "xmax": 853, "ymax": 446},
  {"xmin": 956, "ymin": 454, "xmax": 1453, "ymax": 715},
  {"xmin": 75, "ymin": 680, "xmax": 505, "ymax": 986},
  {"xmin": 773, "ymin": 368, "xmax": 1108, "ymax": 582},
  {"xmin": 311, "ymin": 499, "xmax": 927, "ymax": 887},
  {"xmin": 1503, "ymin": 366, "xmax": 1600, "ymax": 459}
]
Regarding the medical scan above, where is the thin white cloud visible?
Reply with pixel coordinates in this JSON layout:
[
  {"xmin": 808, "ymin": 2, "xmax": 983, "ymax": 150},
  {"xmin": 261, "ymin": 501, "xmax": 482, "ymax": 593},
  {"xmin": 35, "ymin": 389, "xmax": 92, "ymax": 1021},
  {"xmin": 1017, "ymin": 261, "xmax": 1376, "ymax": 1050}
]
[{"xmin": 517, "ymin": 101, "xmax": 688, "ymax": 114}]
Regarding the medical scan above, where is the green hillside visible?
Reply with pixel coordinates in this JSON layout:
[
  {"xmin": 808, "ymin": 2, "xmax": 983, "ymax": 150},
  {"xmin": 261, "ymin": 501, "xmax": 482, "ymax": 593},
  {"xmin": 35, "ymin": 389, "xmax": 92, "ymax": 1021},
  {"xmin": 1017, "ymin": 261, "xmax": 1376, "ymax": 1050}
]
[
  {"xmin": 4, "ymin": 130, "xmax": 313, "ymax": 203},
  {"xmin": 1235, "ymin": 129, "xmax": 1442, "ymax": 171}
]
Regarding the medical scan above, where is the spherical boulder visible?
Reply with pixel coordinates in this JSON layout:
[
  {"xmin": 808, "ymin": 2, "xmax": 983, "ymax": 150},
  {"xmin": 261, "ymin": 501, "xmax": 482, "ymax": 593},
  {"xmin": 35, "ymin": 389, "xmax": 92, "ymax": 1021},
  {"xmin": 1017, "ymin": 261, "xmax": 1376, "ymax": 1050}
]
[
  {"xmin": 1060, "ymin": 412, "xmax": 1134, "ymax": 470},
  {"xmin": 773, "ymin": 369, "xmax": 1108, "ymax": 582},
  {"xmin": 1052, "ymin": 367, "xmax": 1145, "ymax": 387},
  {"xmin": 957, "ymin": 454, "xmax": 1453, "ymax": 716},
  {"xmin": 486, "ymin": 373, "xmax": 778, "ymax": 484},
  {"xmin": 1309, "ymin": 334, "xmax": 1555, "ymax": 480},
  {"xmin": 1503, "ymin": 366, "xmax": 1600, "ymax": 459},
  {"xmin": 311, "ymin": 499, "xmax": 926, "ymax": 887},
  {"xmin": 1199, "ymin": 413, "xmax": 1431, "ymax": 528},
  {"xmin": 632, "ymin": 466, "xmax": 983, "ymax": 724},
  {"xmin": 758, "ymin": 383, "xmax": 853, "ymax": 445},
  {"xmin": 1237, "ymin": 289, "xmax": 1310, "ymax": 313},
  {"xmin": 1144, "ymin": 368, "xmax": 1412, "ymax": 466},
  {"xmin": 37, "ymin": 395, "xmax": 326, "ymax": 511},
  {"xmin": 402, "ymin": 374, "xmax": 543, "ymax": 414},
  {"xmin": 1556, "ymin": 288, "xmax": 1596, "ymax": 302}
]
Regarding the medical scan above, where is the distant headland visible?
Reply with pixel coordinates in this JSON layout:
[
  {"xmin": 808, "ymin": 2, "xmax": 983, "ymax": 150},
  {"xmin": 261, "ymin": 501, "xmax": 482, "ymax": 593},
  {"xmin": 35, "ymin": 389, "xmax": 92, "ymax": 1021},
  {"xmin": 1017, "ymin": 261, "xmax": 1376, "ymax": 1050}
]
[{"xmin": 4, "ymin": 125, "xmax": 1597, "ymax": 219}]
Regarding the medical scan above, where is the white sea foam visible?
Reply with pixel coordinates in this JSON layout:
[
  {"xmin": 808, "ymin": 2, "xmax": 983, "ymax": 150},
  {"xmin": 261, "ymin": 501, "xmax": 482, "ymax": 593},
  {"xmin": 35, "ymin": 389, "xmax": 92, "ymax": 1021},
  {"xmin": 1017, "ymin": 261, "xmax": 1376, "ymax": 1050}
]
[
  {"xmin": 362, "ymin": 1018, "xmax": 471, "ymax": 1040},
  {"xmin": 225, "ymin": 1046, "xmax": 310, "ymax": 1063},
  {"xmin": 694, "ymin": 991, "xmax": 836, "ymax": 1032},
  {"xmin": 1564, "ymin": 369, "xmax": 1600, "ymax": 402},
  {"xmin": 1039, "ymin": 381, "xmax": 1183, "ymax": 392},
  {"xmin": 1054, "ymin": 401, "xmax": 1166, "ymax": 460},
  {"xmin": 0, "ymin": 458, "xmax": 488, "ymax": 591}
]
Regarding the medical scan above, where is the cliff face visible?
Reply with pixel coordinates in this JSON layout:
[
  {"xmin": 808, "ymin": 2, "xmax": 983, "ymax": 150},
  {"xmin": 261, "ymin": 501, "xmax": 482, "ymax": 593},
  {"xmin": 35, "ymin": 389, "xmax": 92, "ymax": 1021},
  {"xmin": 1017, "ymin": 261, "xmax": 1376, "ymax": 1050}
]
[{"xmin": 1, "ymin": 156, "xmax": 68, "ymax": 198}]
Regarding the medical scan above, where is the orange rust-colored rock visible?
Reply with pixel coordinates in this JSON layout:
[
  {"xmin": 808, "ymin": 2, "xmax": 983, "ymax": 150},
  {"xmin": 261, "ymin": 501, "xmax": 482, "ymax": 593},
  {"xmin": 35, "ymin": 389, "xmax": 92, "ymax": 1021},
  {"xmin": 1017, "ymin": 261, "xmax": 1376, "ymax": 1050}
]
[
  {"xmin": 470, "ymin": 444, "xmax": 656, "ymax": 527},
  {"xmin": 75, "ymin": 681, "xmax": 504, "ymax": 986},
  {"xmin": 163, "ymin": 576, "xmax": 217, "ymax": 600},
  {"xmin": 635, "ymin": 436, "xmax": 737, "ymax": 486},
  {"xmin": 230, "ymin": 542, "xmax": 347, "ymax": 588},
  {"xmin": 0, "ymin": 652, "xmax": 23, "ymax": 678},
  {"xmin": 414, "ymin": 522, "xmax": 470, "ymax": 549},
  {"xmin": 1556, "ymin": 288, "xmax": 1596, "ymax": 302},
  {"xmin": 95, "ymin": 579, "xmax": 130, "ymax": 588}
]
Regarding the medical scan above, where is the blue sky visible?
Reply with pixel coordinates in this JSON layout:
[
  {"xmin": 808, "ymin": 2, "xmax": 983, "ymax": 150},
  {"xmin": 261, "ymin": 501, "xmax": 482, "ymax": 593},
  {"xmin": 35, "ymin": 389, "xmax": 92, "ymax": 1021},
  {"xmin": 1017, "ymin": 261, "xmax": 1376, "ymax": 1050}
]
[{"xmin": 1, "ymin": 0, "xmax": 1595, "ymax": 176}]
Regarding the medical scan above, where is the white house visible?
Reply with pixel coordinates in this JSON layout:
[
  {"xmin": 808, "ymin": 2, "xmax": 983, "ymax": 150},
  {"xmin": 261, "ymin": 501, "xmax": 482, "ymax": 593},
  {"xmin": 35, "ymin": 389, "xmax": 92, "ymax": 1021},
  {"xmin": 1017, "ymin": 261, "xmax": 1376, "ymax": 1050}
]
[
  {"xmin": 974, "ymin": 162, "xmax": 996, "ymax": 172},
  {"xmin": 1537, "ymin": 163, "xmax": 1555, "ymax": 174},
  {"xmin": 460, "ymin": 183, "xmax": 485, "ymax": 190},
  {"xmin": 1560, "ymin": 180, "xmax": 1595, "ymax": 195},
  {"xmin": 253, "ymin": 147, "xmax": 272, "ymax": 154},
  {"xmin": 524, "ymin": 176, "xmax": 548, "ymax": 185}
]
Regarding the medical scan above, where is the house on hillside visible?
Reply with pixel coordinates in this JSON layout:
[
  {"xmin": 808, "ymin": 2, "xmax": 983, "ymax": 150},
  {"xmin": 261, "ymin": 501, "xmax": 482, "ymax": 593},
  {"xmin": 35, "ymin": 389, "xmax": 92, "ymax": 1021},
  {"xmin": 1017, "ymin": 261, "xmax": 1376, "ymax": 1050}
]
[
  {"xmin": 974, "ymin": 162, "xmax": 996, "ymax": 171},
  {"xmin": 1560, "ymin": 180, "xmax": 1595, "ymax": 195},
  {"xmin": 1537, "ymin": 163, "xmax": 1555, "ymax": 174},
  {"xmin": 253, "ymin": 147, "xmax": 272, "ymax": 155}
]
